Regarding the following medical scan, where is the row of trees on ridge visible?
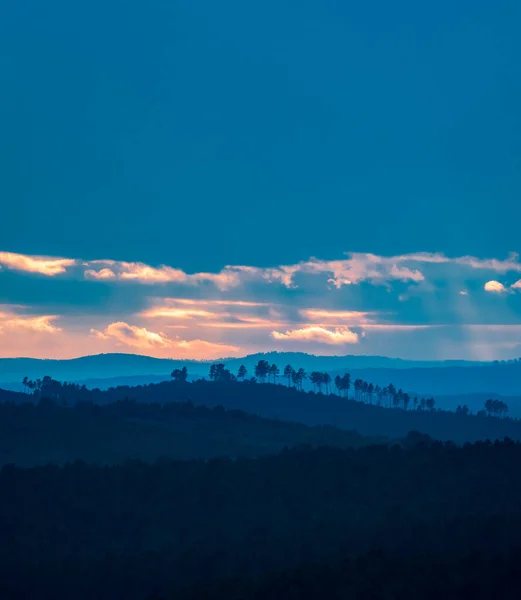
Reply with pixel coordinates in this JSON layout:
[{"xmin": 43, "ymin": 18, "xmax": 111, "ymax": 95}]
[{"xmin": 173, "ymin": 361, "xmax": 439, "ymax": 411}]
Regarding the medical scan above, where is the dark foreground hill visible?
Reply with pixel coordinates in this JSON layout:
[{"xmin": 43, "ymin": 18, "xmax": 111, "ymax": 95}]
[
  {"xmin": 0, "ymin": 398, "xmax": 376, "ymax": 467},
  {"xmin": 2, "ymin": 441, "xmax": 521, "ymax": 599},
  {"xmin": 181, "ymin": 549, "xmax": 521, "ymax": 600}
]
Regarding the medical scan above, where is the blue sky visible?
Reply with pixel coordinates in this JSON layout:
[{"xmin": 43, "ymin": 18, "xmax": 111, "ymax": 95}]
[{"xmin": 1, "ymin": 0, "xmax": 520, "ymax": 359}]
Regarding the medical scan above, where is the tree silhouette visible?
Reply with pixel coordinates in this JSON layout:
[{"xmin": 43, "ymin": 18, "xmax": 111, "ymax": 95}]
[
  {"xmin": 171, "ymin": 367, "xmax": 188, "ymax": 382},
  {"xmin": 310, "ymin": 372, "xmax": 321, "ymax": 393},
  {"xmin": 292, "ymin": 367, "xmax": 306, "ymax": 391},
  {"xmin": 269, "ymin": 364, "xmax": 280, "ymax": 384},
  {"xmin": 342, "ymin": 373, "xmax": 351, "ymax": 399},
  {"xmin": 362, "ymin": 381, "xmax": 368, "ymax": 403},
  {"xmin": 354, "ymin": 379, "xmax": 361, "ymax": 402},
  {"xmin": 375, "ymin": 385, "xmax": 382, "ymax": 406},
  {"xmin": 283, "ymin": 365, "xmax": 294, "ymax": 387},
  {"xmin": 237, "ymin": 365, "xmax": 248, "ymax": 380},
  {"xmin": 323, "ymin": 373, "xmax": 331, "ymax": 395},
  {"xmin": 387, "ymin": 384, "xmax": 396, "ymax": 408},
  {"xmin": 485, "ymin": 398, "xmax": 508, "ymax": 418},
  {"xmin": 255, "ymin": 360, "xmax": 270, "ymax": 383},
  {"xmin": 209, "ymin": 364, "xmax": 235, "ymax": 382},
  {"xmin": 367, "ymin": 383, "xmax": 374, "ymax": 405}
]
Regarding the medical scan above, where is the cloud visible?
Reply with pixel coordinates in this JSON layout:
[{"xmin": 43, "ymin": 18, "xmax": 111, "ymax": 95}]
[
  {"xmin": 167, "ymin": 298, "xmax": 269, "ymax": 307},
  {"xmin": 85, "ymin": 261, "xmax": 245, "ymax": 290},
  {"xmin": 141, "ymin": 307, "xmax": 217, "ymax": 319},
  {"xmin": 454, "ymin": 253, "xmax": 521, "ymax": 273},
  {"xmin": 299, "ymin": 309, "xmax": 373, "ymax": 323},
  {"xmin": 5, "ymin": 248, "xmax": 521, "ymax": 362},
  {"xmin": 84, "ymin": 268, "xmax": 116, "ymax": 280},
  {"xmin": 87, "ymin": 260, "xmax": 189, "ymax": 284},
  {"xmin": 0, "ymin": 315, "xmax": 62, "ymax": 333},
  {"xmin": 174, "ymin": 339, "xmax": 241, "ymax": 357},
  {"xmin": 272, "ymin": 325, "xmax": 359, "ymax": 345},
  {"xmin": 205, "ymin": 317, "xmax": 284, "ymax": 329},
  {"xmin": 361, "ymin": 324, "xmax": 435, "ymax": 331},
  {"xmin": 5, "ymin": 249, "xmax": 521, "ymax": 293},
  {"xmin": 484, "ymin": 280, "xmax": 507, "ymax": 293},
  {"xmin": 91, "ymin": 322, "xmax": 171, "ymax": 348},
  {"xmin": 90, "ymin": 321, "xmax": 242, "ymax": 358},
  {"xmin": 140, "ymin": 297, "xmax": 277, "ymax": 326},
  {"xmin": 292, "ymin": 254, "xmax": 424, "ymax": 288},
  {"xmin": 0, "ymin": 252, "xmax": 75, "ymax": 276}
]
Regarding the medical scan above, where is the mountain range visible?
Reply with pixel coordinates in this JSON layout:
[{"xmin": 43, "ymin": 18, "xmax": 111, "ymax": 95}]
[{"xmin": 1, "ymin": 352, "xmax": 521, "ymax": 400}]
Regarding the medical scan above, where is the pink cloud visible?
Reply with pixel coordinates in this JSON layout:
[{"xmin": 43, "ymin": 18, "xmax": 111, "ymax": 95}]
[
  {"xmin": 167, "ymin": 298, "xmax": 269, "ymax": 307},
  {"xmin": 294, "ymin": 253, "xmax": 425, "ymax": 288},
  {"xmin": 511, "ymin": 280, "xmax": 521, "ymax": 290},
  {"xmin": 140, "ymin": 307, "xmax": 218, "ymax": 319},
  {"xmin": 84, "ymin": 268, "xmax": 116, "ymax": 279},
  {"xmin": 174, "ymin": 338, "xmax": 241, "ymax": 357},
  {"xmin": 299, "ymin": 309, "xmax": 373, "ymax": 323},
  {"xmin": 272, "ymin": 325, "xmax": 359, "ymax": 345},
  {"xmin": 362, "ymin": 324, "xmax": 435, "ymax": 331},
  {"xmin": 205, "ymin": 317, "xmax": 285, "ymax": 329},
  {"xmin": 0, "ymin": 252, "xmax": 75, "ymax": 276}
]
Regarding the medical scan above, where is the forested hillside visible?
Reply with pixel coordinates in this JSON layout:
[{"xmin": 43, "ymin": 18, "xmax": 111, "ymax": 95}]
[
  {"xmin": 2, "ymin": 441, "xmax": 521, "ymax": 599},
  {"xmin": 9, "ymin": 376, "xmax": 520, "ymax": 444},
  {"xmin": 0, "ymin": 399, "xmax": 376, "ymax": 467}
]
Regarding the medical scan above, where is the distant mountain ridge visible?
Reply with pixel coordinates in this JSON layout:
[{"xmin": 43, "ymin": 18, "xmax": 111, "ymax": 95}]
[
  {"xmin": 0, "ymin": 351, "xmax": 487, "ymax": 382},
  {"xmin": 1, "ymin": 352, "xmax": 520, "ymax": 398}
]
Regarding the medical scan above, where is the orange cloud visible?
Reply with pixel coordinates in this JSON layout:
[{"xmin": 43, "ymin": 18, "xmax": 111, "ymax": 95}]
[
  {"xmin": 90, "ymin": 321, "xmax": 242, "ymax": 358},
  {"xmin": 91, "ymin": 322, "xmax": 171, "ymax": 348},
  {"xmin": 272, "ymin": 325, "xmax": 359, "ymax": 344},
  {"xmin": 484, "ymin": 280, "xmax": 507, "ymax": 293},
  {"xmin": 0, "ymin": 314, "xmax": 61, "ymax": 333},
  {"xmin": 92, "ymin": 260, "xmax": 189, "ymax": 283},
  {"xmin": 0, "ymin": 252, "xmax": 75, "ymax": 276}
]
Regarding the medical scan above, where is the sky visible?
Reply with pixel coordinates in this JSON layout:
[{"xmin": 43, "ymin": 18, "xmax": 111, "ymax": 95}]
[{"xmin": 1, "ymin": 0, "xmax": 520, "ymax": 360}]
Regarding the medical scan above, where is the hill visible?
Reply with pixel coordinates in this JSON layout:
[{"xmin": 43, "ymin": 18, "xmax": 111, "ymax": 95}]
[
  {"xmin": 9, "ymin": 378, "xmax": 521, "ymax": 444},
  {"xmin": 2, "ymin": 353, "xmax": 521, "ymax": 399},
  {"xmin": 3, "ymin": 441, "xmax": 521, "ymax": 599},
  {"xmin": 0, "ymin": 351, "xmax": 488, "ymax": 384},
  {"xmin": 0, "ymin": 397, "xmax": 377, "ymax": 467}
]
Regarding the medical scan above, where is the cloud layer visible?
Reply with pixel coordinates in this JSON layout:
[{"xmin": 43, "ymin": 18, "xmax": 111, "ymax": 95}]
[{"xmin": 2, "ymin": 249, "xmax": 521, "ymax": 360}]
